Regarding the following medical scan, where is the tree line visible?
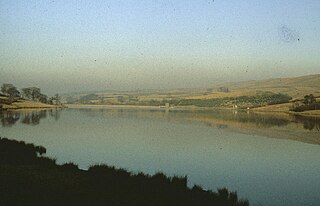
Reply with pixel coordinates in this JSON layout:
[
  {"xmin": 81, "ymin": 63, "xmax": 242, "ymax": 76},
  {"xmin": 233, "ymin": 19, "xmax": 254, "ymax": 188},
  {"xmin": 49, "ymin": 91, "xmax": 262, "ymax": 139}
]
[{"xmin": 0, "ymin": 83, "xmax": 61, "ymax": 105}]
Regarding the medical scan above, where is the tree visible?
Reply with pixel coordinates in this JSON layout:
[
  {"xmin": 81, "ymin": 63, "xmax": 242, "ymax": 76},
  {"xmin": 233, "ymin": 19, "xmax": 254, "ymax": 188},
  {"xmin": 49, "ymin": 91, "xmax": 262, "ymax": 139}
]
[
  {"xmin": 21, "ymin": 88, "xmax": 32, "ymax": 99},
  {"xmin": 51, "ymin": 94, "xmax": 61, "ymax": 105},
  {"xmin": 48, "ymin": 97, "xmax": 54, "ymax": 105},
  {"xmin": 38, "ymin": 93, "xmax": 48, "ymax": 104},
  {"xmin": 21, "ymin": 87, "xmax": 42, "ymax": 100},
  {"xmin": 117, "ymin": 96, "xmax": 124, "ymax": 104},
  {"xmin": 30, "ymin": 87, "xmax": 41, "ymax": 100},
  {"xmin": 303, "ymin": 94, "xmax": 316, "ymax": 105},
  {"xmin": 1, "ymin": 84, "xmax": 20, "ymax": 98},
  {"xmin": 55, "ymin": 94, "xmax": 61, "ymax": 105},
  {"xmin": 1, "ymin": 84, "xmax": 12, "ymax": 95},
  {"xmin": 7, "ymin": 87, "xmax": 20, "ymax": 98}
]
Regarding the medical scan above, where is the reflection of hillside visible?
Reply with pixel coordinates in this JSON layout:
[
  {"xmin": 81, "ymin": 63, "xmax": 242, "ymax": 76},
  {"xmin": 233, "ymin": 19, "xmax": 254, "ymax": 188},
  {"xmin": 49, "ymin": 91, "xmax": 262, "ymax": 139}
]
[
  {"xmin": 294, "ymin": 115, "xmax": 320, "ymax": 131},
  {"xmin": 175, "ymin": 110, "xmax": 320, "ymax": 145},
  {"xmin": 0, "ymin": 109, "xmax": 62, "ymax": 127},
  {"xmin": 183, "ymin": 110, "xmax": 291, "ymax": 128},
  {"xmin": 76, "ymin": 108, "xmax": 320, "ymax": 145},
  {"xmin": 76, "ymin": 108, "xmax": 320, "ymax": 131},
  {"xmin": 184, "ymin": 111, "xmax": 320, "ymax": 145}
]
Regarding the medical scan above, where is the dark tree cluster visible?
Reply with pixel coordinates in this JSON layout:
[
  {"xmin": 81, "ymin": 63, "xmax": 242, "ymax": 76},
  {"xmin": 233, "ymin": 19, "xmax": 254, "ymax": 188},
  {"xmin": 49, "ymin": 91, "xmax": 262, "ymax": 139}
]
[
  {"xmin": 21, "ymin": 87, "xmax": 48, "ymax": 103},
  {"xmin": 290, "ymin": 94, "xmax": 319, "ymax": 112},
  {"xmin": 0, "ymin": 84, "xmax": 20, "ymax": 98},
  {"xmin": 0, "ymin": 109, "xmax": 61, "ymax": 127},
  {"xmin": 0, "ymin": 83, "xmax": 60, "ymax": 105},
  {"xmin": 303, "ymin": 94, "xmax": 316, "ymax": 105}
]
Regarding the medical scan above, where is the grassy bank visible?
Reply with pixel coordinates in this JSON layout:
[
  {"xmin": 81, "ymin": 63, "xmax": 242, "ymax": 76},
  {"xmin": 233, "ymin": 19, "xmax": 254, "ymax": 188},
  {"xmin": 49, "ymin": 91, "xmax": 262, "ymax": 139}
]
[
  {"xmin": 0, "ymin": 99, "xmax": 63, "ymax": 110},
  {"xmin": 252, "ymin": 103, "xmax": 320, "ymax": 116},
  {"xmin": 0, "ymin": 137, "xmax": 249, "ymax": 206}
]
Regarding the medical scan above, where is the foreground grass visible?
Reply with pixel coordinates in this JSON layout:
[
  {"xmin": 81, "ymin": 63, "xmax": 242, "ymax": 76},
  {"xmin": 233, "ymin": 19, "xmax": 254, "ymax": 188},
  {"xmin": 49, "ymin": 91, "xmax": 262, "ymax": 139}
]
[{"xmin": 0, "ymin": 137, "xmax": 249, "ymax": 206}]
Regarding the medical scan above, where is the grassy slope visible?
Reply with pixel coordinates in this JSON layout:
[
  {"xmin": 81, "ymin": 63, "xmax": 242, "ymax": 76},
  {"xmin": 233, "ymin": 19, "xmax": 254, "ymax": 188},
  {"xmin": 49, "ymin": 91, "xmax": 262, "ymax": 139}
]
[
  {"xmin": 0, "ymin": 99, "xmax": 61, "ymax": 110},
  {"xmin": 189, "ymin": 74, "xmax": 320, "ymax": 100}
]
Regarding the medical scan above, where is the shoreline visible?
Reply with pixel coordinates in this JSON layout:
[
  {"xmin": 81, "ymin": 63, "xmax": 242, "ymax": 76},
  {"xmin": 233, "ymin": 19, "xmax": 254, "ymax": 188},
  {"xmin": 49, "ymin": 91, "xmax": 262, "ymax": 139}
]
[
  {"xmin": 2, "ymin": 102, "xmax": 319, "ymax": 117},
  {"xmin": 1, "ymin": 106, "xmax": 64, "ymax": 111},
  {"xmin": 65, "ymin": 103, "xmax": 201, "ymax": 110},
  {"xmin": 65, "ymin": 103, "xmax": 320, "ymax": 117},
  {"xmin": 0, "ymin": 100, "xmax": 65, "ymax": 111}
]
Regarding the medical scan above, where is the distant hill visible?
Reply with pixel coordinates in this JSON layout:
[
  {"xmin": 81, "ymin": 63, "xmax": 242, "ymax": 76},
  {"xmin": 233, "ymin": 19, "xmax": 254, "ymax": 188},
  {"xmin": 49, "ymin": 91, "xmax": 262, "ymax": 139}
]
[
  {"xmin": 62, "ymin": 74, "xmax": 320, "ymax": 106},
  {"xmin": 212, "ymin": 74, "xmax": 320, "ymax": 99}
]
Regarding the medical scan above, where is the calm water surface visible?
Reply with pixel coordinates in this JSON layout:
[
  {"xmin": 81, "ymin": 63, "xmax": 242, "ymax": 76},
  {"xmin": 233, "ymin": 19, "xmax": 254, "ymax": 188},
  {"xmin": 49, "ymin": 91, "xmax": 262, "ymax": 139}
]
[{"xmin": 1, "ymin": 107, "xmax": 320, "ymax": 206}]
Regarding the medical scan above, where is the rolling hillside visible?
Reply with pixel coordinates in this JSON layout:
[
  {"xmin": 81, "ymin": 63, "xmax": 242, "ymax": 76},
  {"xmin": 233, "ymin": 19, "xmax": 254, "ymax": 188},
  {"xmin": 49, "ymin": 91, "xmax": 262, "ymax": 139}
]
[
  {"xmin": 212, "ymin": 74, "xmax": 320, "ymax": 99},
  {"xmin": 62, "ymin": 74, "xmax": 320, "ymax": 107}
]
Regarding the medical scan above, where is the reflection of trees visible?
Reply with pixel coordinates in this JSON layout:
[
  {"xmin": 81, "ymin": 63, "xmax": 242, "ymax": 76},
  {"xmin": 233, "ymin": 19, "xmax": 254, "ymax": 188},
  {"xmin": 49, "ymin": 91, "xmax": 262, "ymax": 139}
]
[
  {"xmin": 51, "ymin": 107, "xmax": 320, "ymax": 132},
  {"xmin": 293, "ymin": 115, "xmax": 320, "ymax": 131},
  {"xmin": 49, "ymin": 109, "xmax": 61, "ymax": 121},
  {"xmin": 0, "ymin": 112, "xmax": 20, "ymax": 127},
  {"xmin": 0, "ymin": 109, "xmax": 62, "ymax": 127},
  {"xmin": 21, "ymin": 110, "xmax": 47, "ymax": 125}
]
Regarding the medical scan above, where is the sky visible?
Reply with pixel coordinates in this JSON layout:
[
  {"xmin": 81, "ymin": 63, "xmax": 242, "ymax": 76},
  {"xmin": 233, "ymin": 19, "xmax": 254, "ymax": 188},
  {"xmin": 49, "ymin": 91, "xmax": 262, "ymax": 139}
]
[{"xmin": 0, "ymin": 0, "xmax": 320, "ymax": 94}]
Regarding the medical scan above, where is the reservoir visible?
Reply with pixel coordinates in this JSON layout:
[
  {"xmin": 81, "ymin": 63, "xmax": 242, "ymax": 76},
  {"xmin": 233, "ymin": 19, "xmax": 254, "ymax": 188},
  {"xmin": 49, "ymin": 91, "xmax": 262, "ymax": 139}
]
[{"xmin": 1, "ymin": 107, "xmax": 319, "ymax": 206}]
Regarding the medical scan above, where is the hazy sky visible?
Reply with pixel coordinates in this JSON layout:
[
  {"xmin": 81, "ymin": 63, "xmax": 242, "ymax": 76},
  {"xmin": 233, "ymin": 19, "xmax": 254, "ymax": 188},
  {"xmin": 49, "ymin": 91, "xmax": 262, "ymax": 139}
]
[{"xmin": 1, "ymin": 0, "xmax": 320, "ymax": 94}]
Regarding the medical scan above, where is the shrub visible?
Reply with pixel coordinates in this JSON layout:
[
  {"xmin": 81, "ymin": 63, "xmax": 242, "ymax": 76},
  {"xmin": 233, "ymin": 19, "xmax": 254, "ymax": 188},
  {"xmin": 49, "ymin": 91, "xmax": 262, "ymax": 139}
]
[
  {"xmin": 1, "ymin": 138, "xmax": 250, "ymax": 206},
  {"xmin": 290, "ymin": 103, "xmax": 320, "ymax": 112},
  {"xmin": 62, "ymin": 162, "xmax": 79, "ymax": 170}
]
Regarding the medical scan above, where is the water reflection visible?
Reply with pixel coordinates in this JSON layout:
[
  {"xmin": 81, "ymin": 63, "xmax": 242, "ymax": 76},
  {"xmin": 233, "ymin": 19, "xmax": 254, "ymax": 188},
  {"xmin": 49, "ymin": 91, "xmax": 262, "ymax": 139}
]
[
  {"xmin": 182, "ymin": 110, "xmax": 291, "ymax": 128},
  {"xmin": 0, "ymin": 107, "xmax": 319, "ymax": 145},
  {"xmin": 75, "ymin": 108, "xmax": 320, "ymax": 131},
  {"xmin": 0, "ymin": 109, "xmax": 62, "ymax": 127},
  {"xmin": 0, "ymin": 112, "xmax": 20, "ymax": 127},
  {"xmin": 71, "ymin": 107, "xmax": 320, "ymax": 145},
  {"xmin": 1, "ymin": 107, "xmax": 319, "ymax": 206},
  {"xmin": 20, "ymin": 110, "xmax": 47, "ymax": 125},
  {"xmin": 2, "ymin": 107, "xmax": 318, "ymax": 131},
  {"xmin": 48, "ymin": 109, "xmax": 61, "ymax": 121},
  {"xmin": 294, "ymin": 115, "xmax": 320, "ymax": 131}
]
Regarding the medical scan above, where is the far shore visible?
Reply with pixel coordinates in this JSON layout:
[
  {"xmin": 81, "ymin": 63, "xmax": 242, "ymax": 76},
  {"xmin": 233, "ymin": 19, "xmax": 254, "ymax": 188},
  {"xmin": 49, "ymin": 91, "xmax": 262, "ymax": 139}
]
[
  {"xmin": 2, "ymin": 101, "xmax": 319, "ymax": 117},
  {"xmin": 65, "ymin": 103, "xmax": 200, "ymax": 109},
  {"xmin": 65, "ymin": 103, "xmax": 320, "ymax": 117}
]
